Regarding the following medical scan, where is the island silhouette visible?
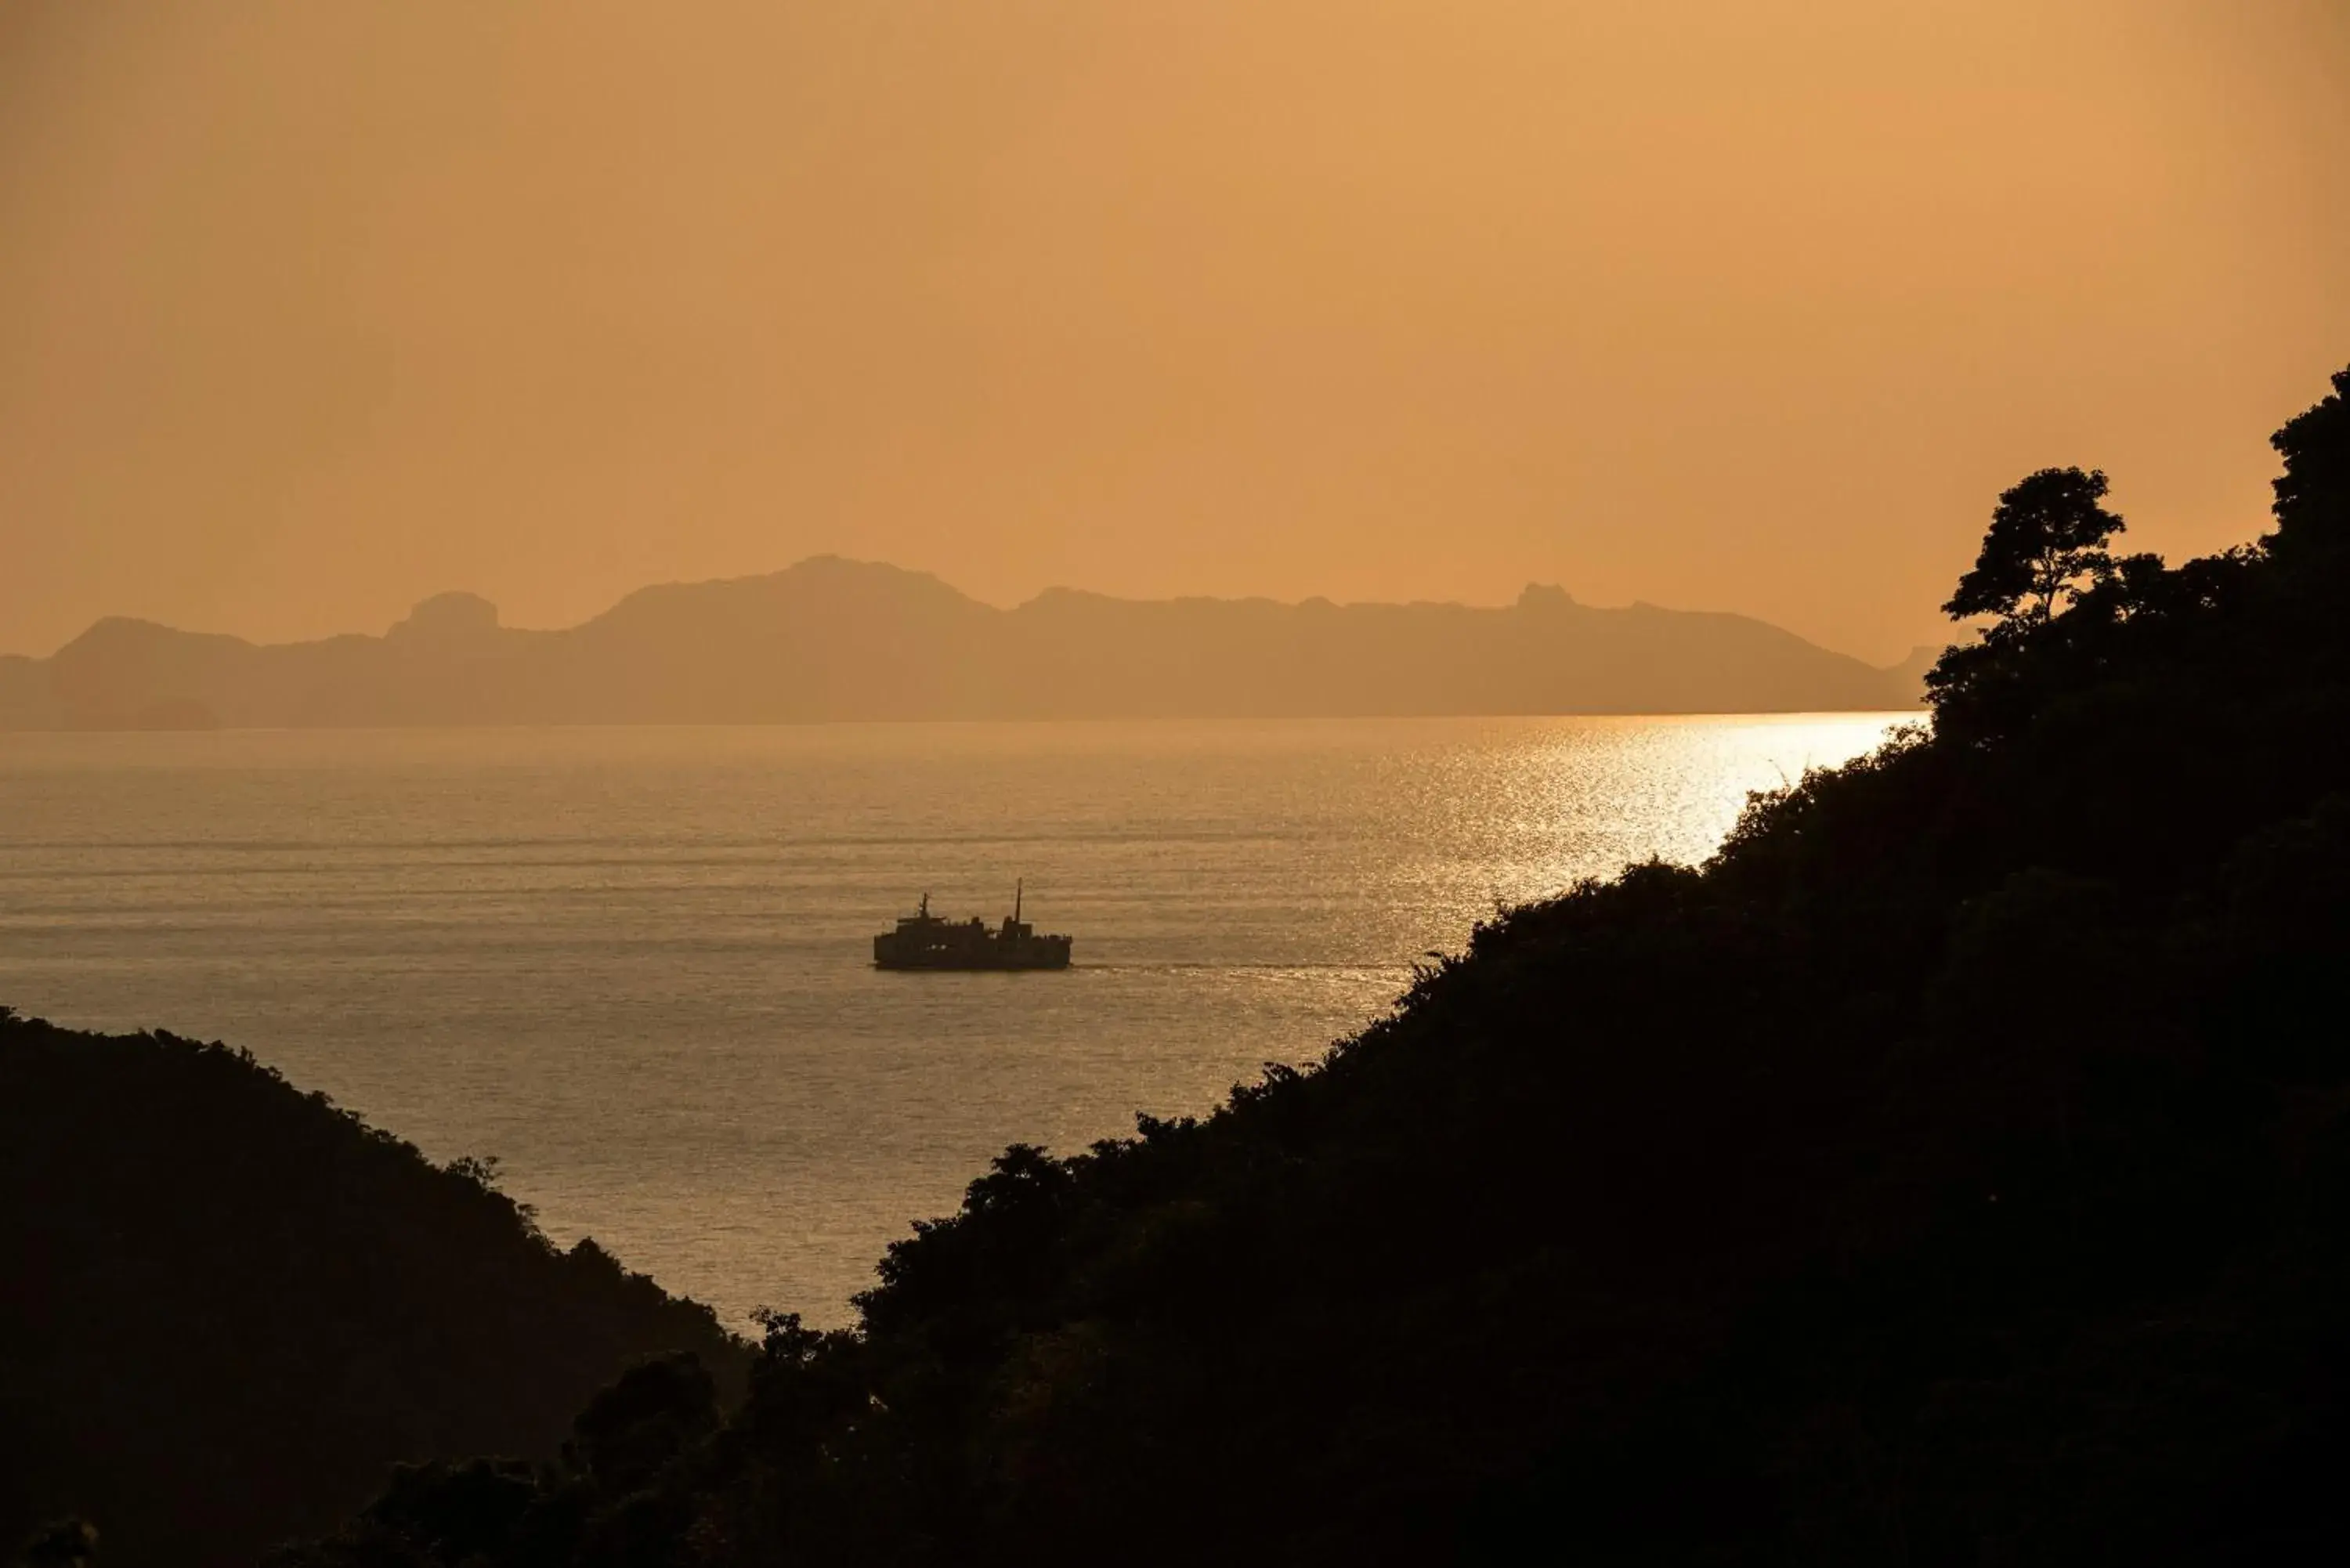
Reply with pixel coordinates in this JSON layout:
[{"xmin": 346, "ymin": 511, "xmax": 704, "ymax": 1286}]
[{"xmin": 0, "ymin": 562, "xmax": 1923, "ymax": 731}]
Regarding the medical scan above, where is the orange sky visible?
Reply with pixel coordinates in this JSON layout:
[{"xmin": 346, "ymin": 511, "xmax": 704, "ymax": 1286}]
[{"xmin": 2, "ymin": 0, "xmax": 2344, "ymax": 663}]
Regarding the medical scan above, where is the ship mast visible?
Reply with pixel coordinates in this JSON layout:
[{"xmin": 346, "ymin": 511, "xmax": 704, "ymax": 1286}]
[{"xmin": 1014, "ymin": 879, "xmax": 1023, "ymax": 923}]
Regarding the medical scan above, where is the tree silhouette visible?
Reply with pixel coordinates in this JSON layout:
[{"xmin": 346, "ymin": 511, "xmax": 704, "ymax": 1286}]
[
  {"xmin": 1943, "ymin": 466, "xmax": 2125, "ymax": 623},
  {"xmin": 2269, "ymin": 366, "xmax": 2350, "ymax": 557},
  {"xmin": 13, "ymin": 1521, "xmax": 97, "ymax": 1568}
]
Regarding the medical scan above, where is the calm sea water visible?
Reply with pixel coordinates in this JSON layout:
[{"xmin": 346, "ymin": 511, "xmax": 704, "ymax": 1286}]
[{"xmin": 0, "ymin": 715, "xmax": 1904, "ymax": 1326}]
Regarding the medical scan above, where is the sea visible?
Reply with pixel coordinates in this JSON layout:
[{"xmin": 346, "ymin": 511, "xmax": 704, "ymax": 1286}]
[{"xmin": 0, "ymin": 714, "xmax": 1907, "ymax": 1328}]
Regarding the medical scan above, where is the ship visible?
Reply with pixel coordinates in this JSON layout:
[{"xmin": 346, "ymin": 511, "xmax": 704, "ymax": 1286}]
[{"xmin": 872, "ymin": 882, "xmax": 1073, "ymax": 970}]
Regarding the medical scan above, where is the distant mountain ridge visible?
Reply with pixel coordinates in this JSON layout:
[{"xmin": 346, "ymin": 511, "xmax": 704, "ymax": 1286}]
[{"xmin": 0, "ymin": 558, "xmax": 1925, "ymax": 728}]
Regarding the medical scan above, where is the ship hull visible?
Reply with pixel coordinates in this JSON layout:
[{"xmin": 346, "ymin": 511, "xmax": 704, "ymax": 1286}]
[
  {"xmin": 872, "ymin": 949, "xmax": 1072, "ymax": 971},
  {"xmin": 871, "ymin": 933, "xmax": 1072, "ymax": 971},
  {"xmin": 874, "ymin": 930, "xmax": 1076, "ymax": 968}
]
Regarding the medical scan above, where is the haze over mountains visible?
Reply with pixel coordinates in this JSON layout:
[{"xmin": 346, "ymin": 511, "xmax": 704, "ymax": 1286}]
[{"xmin": 0, "ymin": 558, "xmax": 1925, "ymax": 730}]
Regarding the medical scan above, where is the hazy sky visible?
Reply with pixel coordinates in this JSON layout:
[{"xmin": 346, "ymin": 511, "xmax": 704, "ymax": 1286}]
[{"xmin": 2, "ymin": 1, "xmax": 2345, "ymax": 662}]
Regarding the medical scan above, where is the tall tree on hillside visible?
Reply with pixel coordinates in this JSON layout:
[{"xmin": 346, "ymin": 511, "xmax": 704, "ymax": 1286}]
[
  {"xmin": 1943, "ymin": 467, "xmax": 2126, "ymax": 625},
  {"xmin": 2269, "ymin": 366, "xmax": 2350, "ymax": 558}
]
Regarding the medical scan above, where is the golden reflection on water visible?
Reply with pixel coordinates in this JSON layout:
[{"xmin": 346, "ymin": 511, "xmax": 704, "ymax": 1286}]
[{"xmin": 0, "ymin": 714, "xmax": 1907, "ymax": 1323}]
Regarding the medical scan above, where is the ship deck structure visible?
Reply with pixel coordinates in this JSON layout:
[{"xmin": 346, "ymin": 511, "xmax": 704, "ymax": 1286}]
[{"xmin": 873, "ymin": 882, "xmax": 1072, "ymax": 970}]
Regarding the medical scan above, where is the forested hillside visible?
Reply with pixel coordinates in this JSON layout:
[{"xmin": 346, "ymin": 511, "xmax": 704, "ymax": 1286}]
[{"xmin": 0, "ymin": 1017, "xmax": 747, "ymax": 1568}]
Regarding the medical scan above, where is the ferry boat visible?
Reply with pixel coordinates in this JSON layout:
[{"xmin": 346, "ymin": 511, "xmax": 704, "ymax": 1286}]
[{"xmin": 873, "ymin": 883, "xmax": 1072, "ymax": 970}]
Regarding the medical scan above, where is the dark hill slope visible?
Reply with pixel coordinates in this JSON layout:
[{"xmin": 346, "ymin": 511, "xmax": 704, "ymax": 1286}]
[
  {"xmin": 0, "ymin": 1014, "xmax": 747, "ymax": 1568},
  {"xmin": 8, "ymin": 557, "xmax": 1913, "ymax": 728},
  {"xmin": 266, "ymin": 367, "xmax": 2350, "ymax": 1564}
]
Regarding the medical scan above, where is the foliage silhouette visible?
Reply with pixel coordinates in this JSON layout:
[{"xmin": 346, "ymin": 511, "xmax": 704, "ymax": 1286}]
[
  {"xmin": 2269, "ymin": 365, "xmax": 2350, "ymax": 555},
  {"xmin": 0, "ymin": 1013, "xmax": 747, "ymax": 1568},
  {"xmin": 1943, "ymin": 465, "xmax": 2125, "ymax": 624},
  {"xmin": 9, "ymin": 1521, "xmax": 97, "ymax": 1568},
  {"xmin": 191, "ymin": 359, "xmax": 2350, "ymax": 1563}
]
